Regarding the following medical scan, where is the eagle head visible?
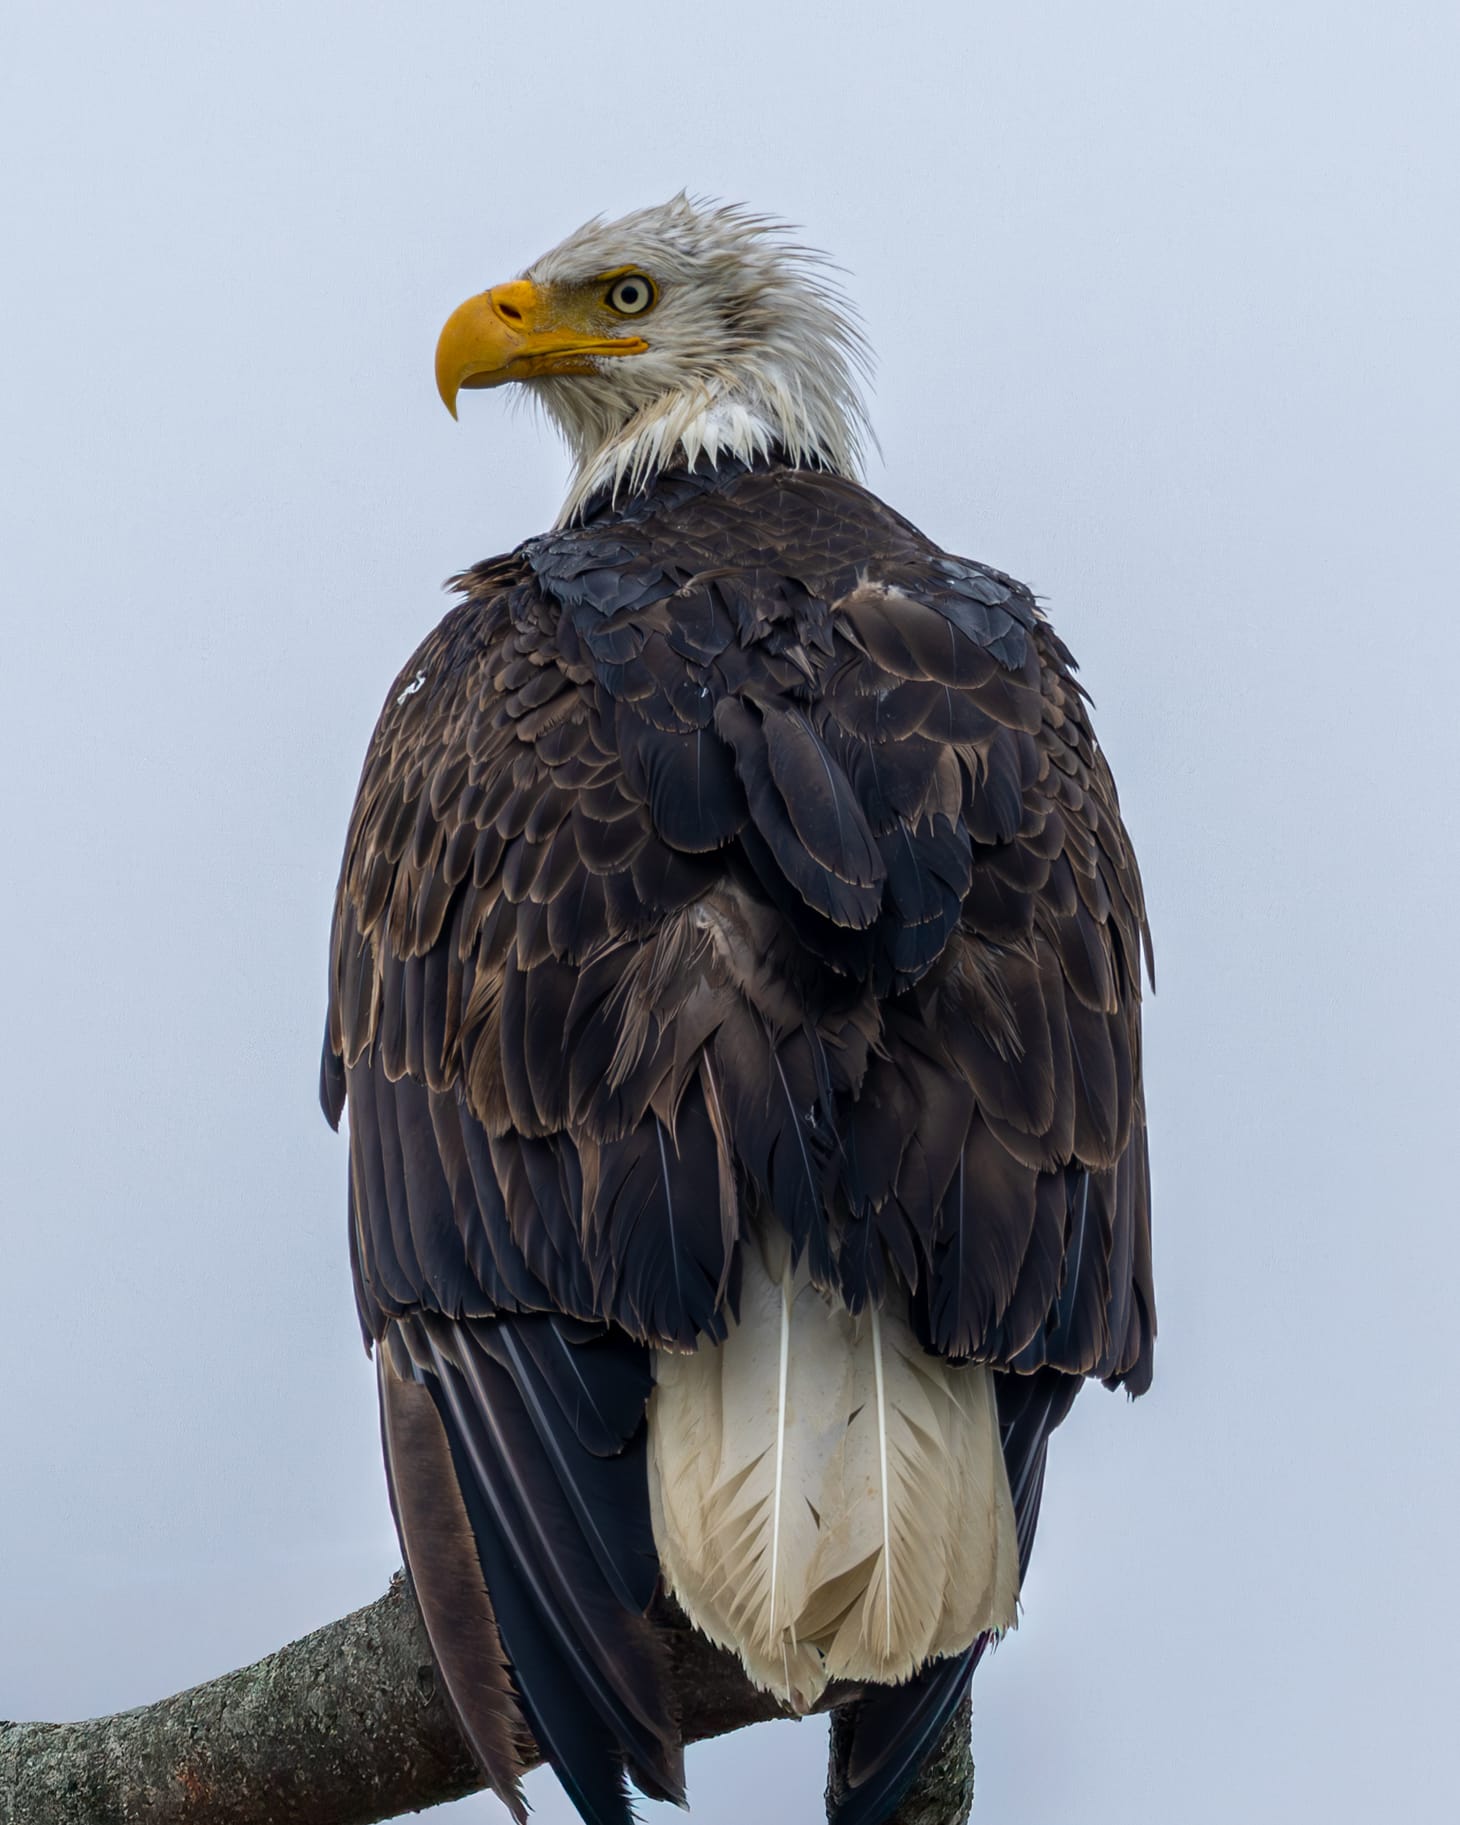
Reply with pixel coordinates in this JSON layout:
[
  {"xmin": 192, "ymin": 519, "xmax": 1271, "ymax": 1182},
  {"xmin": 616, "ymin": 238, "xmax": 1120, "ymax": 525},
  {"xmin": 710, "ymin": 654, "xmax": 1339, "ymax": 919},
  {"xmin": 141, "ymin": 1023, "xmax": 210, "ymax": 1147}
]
[{"xmin": 434, "ymin": 194, "xmax": 870, "ymax": 520}]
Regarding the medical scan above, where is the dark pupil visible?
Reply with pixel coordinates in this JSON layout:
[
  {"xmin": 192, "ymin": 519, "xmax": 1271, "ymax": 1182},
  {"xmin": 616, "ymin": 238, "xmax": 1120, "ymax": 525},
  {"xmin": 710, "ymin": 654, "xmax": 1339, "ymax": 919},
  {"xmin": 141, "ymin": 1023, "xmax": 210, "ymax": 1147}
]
[{"xmin": 618, "ymin": 283, "xmax": 641, "ymax": 306}]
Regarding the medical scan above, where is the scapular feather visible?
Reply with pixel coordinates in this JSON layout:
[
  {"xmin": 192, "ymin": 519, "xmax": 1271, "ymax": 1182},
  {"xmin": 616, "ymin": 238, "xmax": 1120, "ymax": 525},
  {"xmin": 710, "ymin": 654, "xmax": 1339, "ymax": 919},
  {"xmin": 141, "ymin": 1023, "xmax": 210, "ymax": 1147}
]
[
  {"xmin": 716, "ymin": 697, "xmax": 884, "ymax": 928},
  {"xmin": 635, "ymin": 721, "xmax": 746, "ymax": 851},
  {"xmin": 760, "ymin": 706, "xmax": 884, "ymax": 887}
]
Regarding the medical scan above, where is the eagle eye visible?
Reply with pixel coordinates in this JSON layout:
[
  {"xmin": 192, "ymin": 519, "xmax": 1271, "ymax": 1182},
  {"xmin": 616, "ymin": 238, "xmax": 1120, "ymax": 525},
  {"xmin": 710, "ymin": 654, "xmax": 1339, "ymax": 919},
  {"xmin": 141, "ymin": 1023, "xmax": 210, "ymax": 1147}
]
[{"xmin": 605, "ymin": 274, "xmax": 656, "ymax": 317}]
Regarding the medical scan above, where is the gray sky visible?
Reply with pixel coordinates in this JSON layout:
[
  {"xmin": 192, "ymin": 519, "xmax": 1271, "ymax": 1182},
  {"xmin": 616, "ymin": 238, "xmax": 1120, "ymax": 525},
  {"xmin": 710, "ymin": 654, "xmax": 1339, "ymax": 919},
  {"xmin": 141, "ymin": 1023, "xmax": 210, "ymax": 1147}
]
[{"xmin": 2, "ymin": 3, "xmax": 1457, "ymax": 1820}]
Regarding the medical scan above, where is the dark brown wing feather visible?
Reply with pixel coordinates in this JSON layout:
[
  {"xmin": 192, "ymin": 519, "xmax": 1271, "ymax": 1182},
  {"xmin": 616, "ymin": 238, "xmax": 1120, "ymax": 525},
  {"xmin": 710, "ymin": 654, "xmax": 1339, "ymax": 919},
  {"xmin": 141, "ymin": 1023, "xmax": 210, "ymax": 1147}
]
[
  {"xmin": 323, "ymin": 456, "xmax": 1155, "ymax": 1824},
  {"xmin": 377, "ymin": 1341, "xmax": 525, "ymax": 1819}
]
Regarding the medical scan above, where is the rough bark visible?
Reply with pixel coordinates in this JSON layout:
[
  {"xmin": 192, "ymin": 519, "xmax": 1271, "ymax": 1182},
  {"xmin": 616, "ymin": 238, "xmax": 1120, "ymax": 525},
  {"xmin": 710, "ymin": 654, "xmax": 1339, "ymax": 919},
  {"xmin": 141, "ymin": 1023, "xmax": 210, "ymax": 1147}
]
[{"xmin": 0, "ymin": 1577, "xmax": 974, "ymax": 1825}]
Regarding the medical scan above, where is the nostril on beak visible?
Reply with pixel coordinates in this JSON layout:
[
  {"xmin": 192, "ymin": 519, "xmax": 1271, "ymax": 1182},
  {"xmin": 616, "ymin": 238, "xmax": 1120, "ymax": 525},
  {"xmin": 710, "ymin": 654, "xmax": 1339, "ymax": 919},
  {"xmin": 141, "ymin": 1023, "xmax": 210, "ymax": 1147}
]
[{"xmin": 496, "ymin": 297, "xmax": 524, "ymax": 324}]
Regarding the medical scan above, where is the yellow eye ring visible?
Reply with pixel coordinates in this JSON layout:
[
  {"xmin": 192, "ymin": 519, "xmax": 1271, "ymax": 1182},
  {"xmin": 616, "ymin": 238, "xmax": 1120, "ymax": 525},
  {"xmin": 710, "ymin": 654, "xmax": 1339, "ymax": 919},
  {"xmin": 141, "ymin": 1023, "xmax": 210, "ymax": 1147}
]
[{"xmin": 605, "ymin": 273, "xmax": 656, "ymax": 317}]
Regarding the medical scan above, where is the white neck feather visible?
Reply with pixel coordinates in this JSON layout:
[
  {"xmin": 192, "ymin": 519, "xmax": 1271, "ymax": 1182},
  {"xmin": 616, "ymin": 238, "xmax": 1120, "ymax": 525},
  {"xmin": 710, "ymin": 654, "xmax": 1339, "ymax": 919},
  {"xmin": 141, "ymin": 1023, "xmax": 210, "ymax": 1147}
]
[{"xmin": 542, "ymin": 366, "xmax": 864, "ymax": 527}]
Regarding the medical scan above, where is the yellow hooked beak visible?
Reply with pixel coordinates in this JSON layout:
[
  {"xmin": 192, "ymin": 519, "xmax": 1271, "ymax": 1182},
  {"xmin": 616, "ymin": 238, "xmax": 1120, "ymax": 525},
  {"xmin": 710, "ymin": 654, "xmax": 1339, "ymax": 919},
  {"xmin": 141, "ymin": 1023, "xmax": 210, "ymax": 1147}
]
[{"xmin": 434, "ymin": 279, "xmax": 649, "ymax": 418}]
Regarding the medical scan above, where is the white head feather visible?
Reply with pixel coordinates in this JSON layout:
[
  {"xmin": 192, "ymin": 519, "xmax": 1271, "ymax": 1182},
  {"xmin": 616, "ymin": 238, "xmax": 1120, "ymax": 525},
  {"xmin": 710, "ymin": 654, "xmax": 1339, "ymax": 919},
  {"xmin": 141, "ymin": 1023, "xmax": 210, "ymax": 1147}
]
[{"xmin": 519, "ymin": 195, "xmax": 872, "ymax": 522}]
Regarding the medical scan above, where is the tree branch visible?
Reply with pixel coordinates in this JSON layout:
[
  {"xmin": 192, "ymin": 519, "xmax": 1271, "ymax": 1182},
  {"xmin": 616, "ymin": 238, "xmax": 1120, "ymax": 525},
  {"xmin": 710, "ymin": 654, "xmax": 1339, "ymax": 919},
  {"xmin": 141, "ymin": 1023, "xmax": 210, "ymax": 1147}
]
[
  {"xmin": 827, "ymin": 1695, "xmax": 974, "ymax": 1825},
  {"xmin": 1, "ymin": 1576, "xmax": 973, "ymax": 1825}
]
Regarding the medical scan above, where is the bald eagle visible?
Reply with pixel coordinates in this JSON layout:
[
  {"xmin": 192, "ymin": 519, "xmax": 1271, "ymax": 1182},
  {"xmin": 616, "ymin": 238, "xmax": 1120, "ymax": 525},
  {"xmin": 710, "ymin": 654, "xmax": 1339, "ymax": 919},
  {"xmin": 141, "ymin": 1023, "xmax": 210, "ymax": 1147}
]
[{"xmin": 321, "ymin": 196, "xmax": 1154, "ymax": 1825}]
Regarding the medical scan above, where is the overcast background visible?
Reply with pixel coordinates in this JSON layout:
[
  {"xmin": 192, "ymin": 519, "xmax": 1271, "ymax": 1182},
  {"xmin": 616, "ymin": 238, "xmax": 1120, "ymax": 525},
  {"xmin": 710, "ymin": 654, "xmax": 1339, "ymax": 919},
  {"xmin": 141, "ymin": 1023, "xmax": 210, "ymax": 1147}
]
[{"xmin": 2, "ymin": 3, "xmax": 1457, "ymax": 1821}]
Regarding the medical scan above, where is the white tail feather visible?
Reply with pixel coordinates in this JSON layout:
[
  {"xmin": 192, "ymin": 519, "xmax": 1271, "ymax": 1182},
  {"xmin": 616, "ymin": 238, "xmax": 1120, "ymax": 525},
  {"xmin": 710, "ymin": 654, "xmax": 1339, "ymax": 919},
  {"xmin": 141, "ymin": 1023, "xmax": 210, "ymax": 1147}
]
[
  {"xmin": 869, "ymin": 1304, "xmax": 893, "ymax": 1657},
  {"xmin": 767, "ymin": 1263, "xmax": 792, "ymax": 1635},
  {"xmin": 647, "ymin": 1246, "xmax": 1019, "ymax": 1710}
]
